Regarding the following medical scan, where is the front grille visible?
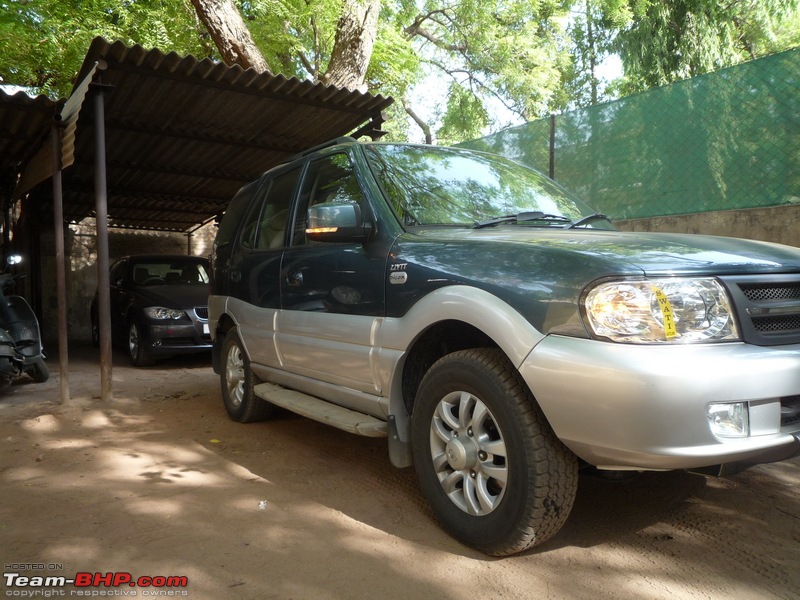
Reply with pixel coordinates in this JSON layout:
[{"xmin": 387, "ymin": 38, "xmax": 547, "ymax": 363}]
[
  {"xmin": 751, "ymin": 315, "xmax": 800, "ymax": 333},
  {"xmin": 740, "ymin": 282, "xmax": 800, "ymax": 302},
  {"xmin": 194, "ymin": 306, "xmax": 209, "ymax": 320},
  {"xmin": 720, "ymin": 274, "xmax": 800, "ymax": 346}
]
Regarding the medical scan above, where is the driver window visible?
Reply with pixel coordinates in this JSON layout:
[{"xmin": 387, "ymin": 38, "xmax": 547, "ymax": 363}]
[{"xmin": 292, "ymin": 153, "xmax": 364, "ymax": 245}]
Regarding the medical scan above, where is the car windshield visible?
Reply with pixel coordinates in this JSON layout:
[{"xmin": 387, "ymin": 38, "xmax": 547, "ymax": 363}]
[
  {"xmin": 131, "ymin": 260, "xmax": 209, "ymax": 286},
  {"xmin": 364, "ymin": 144, "xmax": 610, "ymax": 229}
]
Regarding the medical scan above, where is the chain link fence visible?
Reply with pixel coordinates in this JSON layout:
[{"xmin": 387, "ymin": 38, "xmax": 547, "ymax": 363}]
[{"xmin": 460, "ymin": 48, "xmax": 800, "ymax": 221}]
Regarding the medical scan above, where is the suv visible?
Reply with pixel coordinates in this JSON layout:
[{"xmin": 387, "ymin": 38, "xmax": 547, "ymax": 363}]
[{"xmin": 210, "ymin": 139, "xmax": 800, "ymax": 556}]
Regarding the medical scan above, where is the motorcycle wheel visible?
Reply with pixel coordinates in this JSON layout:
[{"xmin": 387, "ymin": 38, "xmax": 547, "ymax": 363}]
[{"xmin": 29, "ymin": 358, "xmax": 49, "ymax": 383}]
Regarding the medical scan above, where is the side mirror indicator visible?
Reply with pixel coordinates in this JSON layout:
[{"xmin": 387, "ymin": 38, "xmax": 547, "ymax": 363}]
[{"xmin": 306, "ymin": 202, "xmax": 370, "ymax": 243}]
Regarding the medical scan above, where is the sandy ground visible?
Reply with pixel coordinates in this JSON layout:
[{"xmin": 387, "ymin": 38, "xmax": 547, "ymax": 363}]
[{"xmin": 1, "ymin": 343, "xmax": 799, "ymax": 600}]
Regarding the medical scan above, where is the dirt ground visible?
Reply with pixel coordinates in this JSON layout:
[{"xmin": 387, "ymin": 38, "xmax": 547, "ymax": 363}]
[{"xmin": 1, "ymin": 343, "xmax": 799, "ymax": 600}]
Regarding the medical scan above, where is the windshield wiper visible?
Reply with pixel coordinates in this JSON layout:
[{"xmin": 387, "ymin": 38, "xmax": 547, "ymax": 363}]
[
  {"xmin": 474, "ymin": 211, "xmax": 573, "ymax": 229},
  {"xmin": 565, "ymin": 213, "xmax": 612, "ymax": 229}
]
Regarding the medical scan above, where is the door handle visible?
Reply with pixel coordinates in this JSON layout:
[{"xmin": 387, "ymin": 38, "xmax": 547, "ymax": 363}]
[{"xmin": 230, "ymin": 269, "xmax": 241, "ymax": 283}]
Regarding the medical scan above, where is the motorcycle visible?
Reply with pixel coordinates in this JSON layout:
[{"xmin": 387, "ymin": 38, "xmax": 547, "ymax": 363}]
[{"xmin": 0, "ymin": 254, "xmax": 49, "ymax": 388}]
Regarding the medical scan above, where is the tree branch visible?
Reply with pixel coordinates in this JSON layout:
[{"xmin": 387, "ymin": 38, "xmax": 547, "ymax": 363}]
[
  {"xmin": 404, "ymin": 9, "xmax": 467, "ymax": 52},
  {"xmin": 402, "ymin": 97, "xmax": 433, "ymax": 144}
]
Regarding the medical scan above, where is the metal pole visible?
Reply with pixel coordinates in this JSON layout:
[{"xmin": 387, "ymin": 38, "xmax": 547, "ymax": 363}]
[
  {"xmin": 92, "ymin": 82, "xmax": 113, "ymax": 401},
  {"xmin": 51, "ymin": 118, "xmax": 70, "ymax": 404}
]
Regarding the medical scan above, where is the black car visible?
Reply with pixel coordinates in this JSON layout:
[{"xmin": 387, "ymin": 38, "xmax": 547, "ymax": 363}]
[{"xmin": 91, "ymin": 255, "xmax": 212, "ymax": 366}]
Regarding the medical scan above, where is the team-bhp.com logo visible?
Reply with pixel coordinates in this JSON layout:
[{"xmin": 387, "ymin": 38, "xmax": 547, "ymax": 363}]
[{"xmin": 4, "ymin": 571, "xmax": 189, "ymax": 596}]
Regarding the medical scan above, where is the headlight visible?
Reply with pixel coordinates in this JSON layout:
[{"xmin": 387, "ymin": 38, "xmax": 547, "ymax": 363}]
[
  {"xmin": 583, "ymin": 278, "xmax": 739, "ymax": 343},
  {"xmin": 143, "ymin": 307, "xmax": 186, "ymax": 320}
]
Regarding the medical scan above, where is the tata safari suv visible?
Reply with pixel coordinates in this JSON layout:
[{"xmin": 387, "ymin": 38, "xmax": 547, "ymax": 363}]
[{"xmin": 209, "ymin": 139, "xmax": 800, "ymax": 556}]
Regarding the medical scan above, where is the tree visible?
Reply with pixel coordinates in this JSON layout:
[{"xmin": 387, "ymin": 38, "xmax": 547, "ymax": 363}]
[
  {"xmin": 189, "ymin": 0, "xmax": 270, "ymax": 73},
  {"xmin": 612, "ymin": 0, "xmax": 800, "ymax": 93},
  {"xmin": 0, "ymin": 0, "xmax": 207, "ymax": 97},
  {"xmin": 401, "ymin": 0, "xmax": 573, "ymax": 142},
  {"xmin": 189, "ymin": 0, "xmax": 576, "ymax": 141},
  {"xmin": 563, "ymin": 0, "xmax": 634, "ymax": 107},
  {"xmin": 4, "ymin": 0, "xmax": 799, "ymax": 144},
  {"xmin": 321, "ymin": 0, "xmax": 381, "ymax": 92}
]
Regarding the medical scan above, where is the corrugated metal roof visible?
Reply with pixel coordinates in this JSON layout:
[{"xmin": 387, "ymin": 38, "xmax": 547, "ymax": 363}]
[
  {"xmin": 16, "ymin": 37, "xmax": 394, "ymax": 232},
  {"xmin": 0, "ymin": 89, "xmax": 58, "ymax": 191}
]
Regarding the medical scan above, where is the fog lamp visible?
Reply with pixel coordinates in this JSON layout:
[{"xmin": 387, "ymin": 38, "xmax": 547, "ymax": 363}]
[{"xmin": 707, "ymin": 402, "xmax": 749, "ymax": 438}]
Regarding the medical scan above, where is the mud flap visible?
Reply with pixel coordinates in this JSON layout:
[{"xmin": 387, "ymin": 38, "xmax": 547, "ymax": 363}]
[{"xmin": 388, "ymin": 414, "xmax": 412, "ymax": 468}]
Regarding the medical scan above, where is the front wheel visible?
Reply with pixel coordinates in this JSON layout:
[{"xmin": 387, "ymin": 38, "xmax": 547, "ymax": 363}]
[
  {"xmin": 128, "ymin": 320, "xmax": 155, "ymax": 367},
  {"xmin": 220, "ymin": 329, "xmax": 274, "ymax": 423},
  {"xmin": 411, "ymin": 348, "xmax": 578, "ymax": 556},
  {"xmin": 29, "ymin": 358, "xmax": 49, "ymax": 383}
]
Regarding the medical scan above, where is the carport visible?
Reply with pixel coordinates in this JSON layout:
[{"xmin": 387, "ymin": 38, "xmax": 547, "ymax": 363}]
[{"xmin": 1, "ymin": 37, "xmax": 394, "ymax": 403}]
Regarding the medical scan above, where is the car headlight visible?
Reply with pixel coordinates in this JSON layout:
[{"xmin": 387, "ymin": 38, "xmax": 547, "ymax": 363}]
[
  {"xmin": 143, "ymin": 307, "xmax": 186, "ymax": 320},
  {"xmin": 583, "ymin": 278, "xmax": 739, "ymax": 343}
]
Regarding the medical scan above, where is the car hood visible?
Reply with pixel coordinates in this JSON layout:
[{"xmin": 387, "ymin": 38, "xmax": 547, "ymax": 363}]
[
  {"xmin": 133, "ymin": 285, "xmax": 209, "ymax": 309},
  {"xmin": 410, "ymin": 228, "xmax": 800, "ymax": 276}
]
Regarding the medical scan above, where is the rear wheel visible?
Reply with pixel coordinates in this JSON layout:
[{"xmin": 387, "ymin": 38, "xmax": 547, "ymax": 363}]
[
  {"xmin": 411, "ymin": 348, "xmax": 578, "ymax": 556},
  {"xmin": 220, "ymin": 329, "xmax": 274, "ymax": 423},
  {"xmin": 128, "ymin": 320, "xmax": 155, "ymax": 367}
]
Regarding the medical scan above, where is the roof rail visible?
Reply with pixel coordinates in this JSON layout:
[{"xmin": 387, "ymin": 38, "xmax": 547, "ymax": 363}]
[{"xmin": 291, "ymin": 136, "xmax": 357, "ymax": 160}]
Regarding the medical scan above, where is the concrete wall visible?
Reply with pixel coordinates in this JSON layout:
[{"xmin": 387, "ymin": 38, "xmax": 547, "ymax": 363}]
[{"xmin": 616, "ymin": 204, "xmax": 800, "ymax": 248}]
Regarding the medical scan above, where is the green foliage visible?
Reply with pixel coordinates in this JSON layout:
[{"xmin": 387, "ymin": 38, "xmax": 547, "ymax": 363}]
[
  {"xmin": 436, "ymin": 82, "xmax": 490, "ymax": 145},
  {"xmin": 0, "ymin": 0, "xmax": 206, "ymax": 97},
  {"xmin": 613, "ymin": 0, "xmax": 800, "ymax": 93},
  {"xmin": 404, "ymin": 0, "xmax": 573, "ymax": 140},
  {"xmin": 2, "ymin": 0, "xmax": 798, "ymax": 143}
]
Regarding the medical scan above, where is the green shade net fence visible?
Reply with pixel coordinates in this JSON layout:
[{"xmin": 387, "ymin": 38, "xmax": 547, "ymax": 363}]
[{"xmin": 460, "ymin": 47, "xmax": 800, "ymax": 221}]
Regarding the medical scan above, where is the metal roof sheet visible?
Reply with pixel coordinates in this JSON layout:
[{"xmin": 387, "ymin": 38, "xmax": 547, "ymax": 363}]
[
  {"xmin": 0, "ymin": 89, "xmax": 58, "ymax": 191},
  {"xmin": 15, "ymin": 37, "xmax": 394, "ymax": 232}
]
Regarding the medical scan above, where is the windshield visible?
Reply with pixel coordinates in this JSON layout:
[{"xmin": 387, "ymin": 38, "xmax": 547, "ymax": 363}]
[{"xmin": 364, "ymin": 144, "xmax": 609, "ymax": 228}]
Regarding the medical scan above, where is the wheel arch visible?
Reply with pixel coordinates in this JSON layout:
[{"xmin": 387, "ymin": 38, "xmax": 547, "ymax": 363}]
[{"xmin": 384, "ymin": 286, "xmax": 546, "ymax": 418}]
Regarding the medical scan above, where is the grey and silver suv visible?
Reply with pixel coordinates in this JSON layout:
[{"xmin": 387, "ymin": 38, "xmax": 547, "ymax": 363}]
[{"xmin": 210, "ymin": 138, "xmax": 800, "ymax": 555}]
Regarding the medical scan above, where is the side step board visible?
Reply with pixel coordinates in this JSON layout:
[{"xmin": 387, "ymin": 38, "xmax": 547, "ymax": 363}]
[{"xmin": 253, "ymin": 382, "xmax": 388, "ymax": 438}]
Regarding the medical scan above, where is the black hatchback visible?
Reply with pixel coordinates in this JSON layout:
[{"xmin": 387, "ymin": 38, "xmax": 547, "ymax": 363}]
[{"xmin": 91, "ymin": 255, "xmax": 212, "ymax": 366}]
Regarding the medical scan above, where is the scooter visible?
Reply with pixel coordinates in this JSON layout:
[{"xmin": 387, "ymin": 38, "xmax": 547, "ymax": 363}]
[{"xmin": 0, "ymin": 255, "xmax": 49, "ymax": 388}]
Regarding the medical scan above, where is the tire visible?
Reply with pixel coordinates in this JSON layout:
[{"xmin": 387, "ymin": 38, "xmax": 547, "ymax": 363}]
[
  {"xmin": 220, "ymin": 329, "xmax": 274, "ymax": 423},
  {"xmin": 29, "ymin": 358, "xmax": 49, "ymax": 383},
  {"xmin": 128, "ymin": 320, "xmax": 155, "ymax": 367},
  {"xmin": 411, "ymin": 348, "xmax": 578, "ymax": 556}
]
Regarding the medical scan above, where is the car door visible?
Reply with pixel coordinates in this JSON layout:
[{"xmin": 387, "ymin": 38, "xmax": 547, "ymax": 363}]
[
  {"xmin": 226, "ymin": 167, "xmax": 301, "ymax": 367},
  {"xmin": 278, "ymin": 151, "xmax": 387, "ymax": 397}
]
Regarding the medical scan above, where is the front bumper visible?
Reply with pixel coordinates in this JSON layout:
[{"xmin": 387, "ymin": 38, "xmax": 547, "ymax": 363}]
[
  {"xmin": 142, "ymin": 319, "xmax": 212, "ymax": 356},
  {"xmin": 521, "ymin": 336, "xmax": 800, "ymax": 471}
]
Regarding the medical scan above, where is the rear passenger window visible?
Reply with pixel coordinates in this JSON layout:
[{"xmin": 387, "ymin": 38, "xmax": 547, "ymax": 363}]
[{"xmin": 240, "ymin": 168, "xmax": 300, "ymax": 250}]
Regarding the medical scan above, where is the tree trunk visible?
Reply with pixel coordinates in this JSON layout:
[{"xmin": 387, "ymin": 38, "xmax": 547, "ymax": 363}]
[
  {"xmin": 322, "ymin": 0, "xmax": 380, "ymax": 92},
  {"xmin": 189, "ymin": 0, "xmax": 271, "ymax": 73}
]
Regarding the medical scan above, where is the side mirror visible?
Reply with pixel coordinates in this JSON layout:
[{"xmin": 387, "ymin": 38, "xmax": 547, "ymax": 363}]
[{"xmin": 305, "ymin": 202, "xmax": 371, "ymax": 243}]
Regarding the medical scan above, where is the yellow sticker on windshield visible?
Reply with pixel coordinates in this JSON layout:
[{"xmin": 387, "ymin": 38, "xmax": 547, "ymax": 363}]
[{"xmin": 653, "ymin": 287, "xmax": 678, "ymax": 339}]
